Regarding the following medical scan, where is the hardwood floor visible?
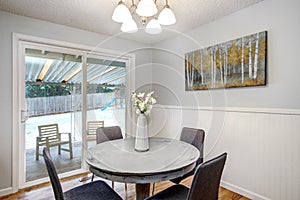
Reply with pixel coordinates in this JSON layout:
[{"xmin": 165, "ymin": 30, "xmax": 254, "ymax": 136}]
[{"xmin": 0, "ymin": 173, "xmax": 250, "ymax": 200}]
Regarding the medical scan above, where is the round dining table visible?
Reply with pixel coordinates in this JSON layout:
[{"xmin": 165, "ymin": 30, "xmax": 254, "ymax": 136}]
[{"xmin": 86, "ymin": 137, "xmax": 199, "ymax": 200}]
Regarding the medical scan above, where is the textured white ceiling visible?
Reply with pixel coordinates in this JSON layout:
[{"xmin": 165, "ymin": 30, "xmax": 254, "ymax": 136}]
[{"xmin": 0, "ymin": 0, "xmax": 263, "ymax": 44}]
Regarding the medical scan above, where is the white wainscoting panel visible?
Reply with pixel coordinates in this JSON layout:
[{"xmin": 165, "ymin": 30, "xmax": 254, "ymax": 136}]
[{"xmin": 149, "ymin": 105, "xmax": 300, "ymax": 200}]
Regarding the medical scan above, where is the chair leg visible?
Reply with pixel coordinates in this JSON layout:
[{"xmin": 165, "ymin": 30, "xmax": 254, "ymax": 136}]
[
  {"xmin": 36, "ymin": 143, "xmax": 39, "ymax": 161},
  {"xmin": 152, "ymin": 182, "xmax": 155, "ymax": 195},
  {"xmin": 125, "ymin": 183, "xmax": 127, "ymax": 193},
  {"xmin": 112, "ymin": 181, "xmax": 114, "ymax": 189},
  {"xmin": 68, "ymin": 134, "xmax": 73, "ymax": 159},
  {"xmin": 58, "ymin": 145, "xmax": 61, "ymax": 155},
  {"xmin": 91, "ymin": 173, "xmax": 95, "ymax": 182}
]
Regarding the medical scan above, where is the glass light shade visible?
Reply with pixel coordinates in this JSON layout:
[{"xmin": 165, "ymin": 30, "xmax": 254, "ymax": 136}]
[
  {"xmin": 158, "ymin": 6, "xmax": 176, "ymax": 25},
  {"xmin": 112, "ymin": 1, "xmax": 132, "ymax": 23},
  {"xmin": 121, "ymin": 18, "xmax": 138, "ymax": 33},
  {"xmin": 145, "ymin": 19, "xmax": 162, "ymax": 34},
  {"xmin": 136, "ymin": 0, "xmax": 158, "ymax": 17}
]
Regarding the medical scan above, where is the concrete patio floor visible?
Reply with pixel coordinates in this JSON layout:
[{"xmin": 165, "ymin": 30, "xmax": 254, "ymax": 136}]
[{"xmin": 25, "ymin": 141, "xmax": 96, "ymax": 182}]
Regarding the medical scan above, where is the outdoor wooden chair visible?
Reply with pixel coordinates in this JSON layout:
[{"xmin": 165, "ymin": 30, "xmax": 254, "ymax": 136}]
[
  {"xmin": 36, "ymin": 123, "xmax": 73, "ymax": 160},
  {"xmin": 86, "ymin": 121, "xmax": 104, "ymax": 141}
]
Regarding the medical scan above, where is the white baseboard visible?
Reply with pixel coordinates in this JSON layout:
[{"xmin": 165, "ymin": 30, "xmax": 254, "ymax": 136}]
[
  {"xmin": 0, "ymin": 187, "xmax": 13, "ymax": 197},
  {"xmin": 221, "ymin": 180, "xmax": 271, "ymax": 200}
]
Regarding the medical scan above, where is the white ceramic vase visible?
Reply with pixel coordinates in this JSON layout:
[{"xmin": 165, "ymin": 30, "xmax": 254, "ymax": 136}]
[{"xmin": 135, "ymin": 113, "xmax": 149, "ymax": 152}]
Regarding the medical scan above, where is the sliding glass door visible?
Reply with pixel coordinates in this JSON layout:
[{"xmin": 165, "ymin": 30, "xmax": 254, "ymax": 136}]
[
  {"xmin": 20, "ymin": 45, "xmax": 84, "ymax": 185},
  {"xmin": 17, "ymin": 41, "xmax": 130, "ymax": 188},
  {"xmin": 85, "ymin": 55, "xmax": 126, "ymax": 148}
]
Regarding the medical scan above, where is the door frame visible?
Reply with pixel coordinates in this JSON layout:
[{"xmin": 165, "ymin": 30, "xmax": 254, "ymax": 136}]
[{"xmin": 12, "ymin": 33, "xmax": 135, "ymax": 191}]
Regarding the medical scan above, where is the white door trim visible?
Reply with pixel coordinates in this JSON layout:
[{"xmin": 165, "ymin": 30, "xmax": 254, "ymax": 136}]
[{"xmin": 12, "ymin": 33, "xmax": 135, "ymax": 191}]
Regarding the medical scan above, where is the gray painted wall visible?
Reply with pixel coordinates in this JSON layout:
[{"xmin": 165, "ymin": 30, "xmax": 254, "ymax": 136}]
[
  {"xmin": 152, "ymin": 0, "xmax": 300, "ymax": 110},
  {"xmin": 0, "ymin": 10, "xmax": 151, "ymax": 190}
]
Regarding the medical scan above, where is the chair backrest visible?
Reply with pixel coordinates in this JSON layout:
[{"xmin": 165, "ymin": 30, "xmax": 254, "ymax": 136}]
[
  {"xmin": 180, "ymin": 127, "xmax": 205, "ymax": 165},
  {"xmin": 43, "ymin": 148, "xmax": 64, "ymax": 200},
  {"xmin": 96, "ymin": 126, "xmax": 123, "ymax": 144},
  {"xmin": 187, "ymin": 153, "xmax": 227, "ymax": 200},
  {"xmin": 87, "ymin": 121, "xmax": 104, "ymax": 136},
  {"xmin": 38, "ymin": 124, "xmax": 60, "ymax": 143}
]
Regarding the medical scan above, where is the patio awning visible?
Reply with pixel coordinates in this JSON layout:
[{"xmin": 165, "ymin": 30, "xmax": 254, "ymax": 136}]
[{"xmin": 25, "ymin": 49, "xmax": 126, "ymax": 86}]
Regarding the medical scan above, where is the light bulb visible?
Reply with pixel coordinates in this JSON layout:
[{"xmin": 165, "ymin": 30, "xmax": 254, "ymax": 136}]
[
  {"xmin": 145, "ymin": 19, "xmax": 162, "ymax": 34},
  {"xmin": 121, "ymin": 18, "xmax": 138, "ymax": 33},
  {"xmin": 112, "ymin": 1, "xmax": 132, "ymax": 23},
  {"xmin": 158, "ymin": 5, "xmax": 176, "ymax": 25},
  {"xmin": 136, "ymin": 0, "xmax": 158, "ymax": 17}
]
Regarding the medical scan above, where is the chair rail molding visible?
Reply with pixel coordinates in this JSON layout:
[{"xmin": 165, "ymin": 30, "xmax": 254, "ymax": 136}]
[{"xmin": 153, "ymin": 104, "xmax": 300, "ymax": 116}]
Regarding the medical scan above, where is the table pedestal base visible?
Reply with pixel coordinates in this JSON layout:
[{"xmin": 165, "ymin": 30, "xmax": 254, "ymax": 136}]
[{"xmin": 135, "ymin": 183, "xmax": 150, "ymax": 200}]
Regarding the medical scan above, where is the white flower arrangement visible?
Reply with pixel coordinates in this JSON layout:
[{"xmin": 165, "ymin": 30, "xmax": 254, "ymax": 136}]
[{"xmin": 131, "ymin": 91, "xmax": 156, "ymax": 115}]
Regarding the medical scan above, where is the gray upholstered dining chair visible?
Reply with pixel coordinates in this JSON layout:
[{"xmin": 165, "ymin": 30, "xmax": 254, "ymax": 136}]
[
  {"xmin": 43, "ymin": 147, "xmax": 122, "ymax": 200},
  {"xmin": 152, "ymin": 127, "xmax": 205, "ymax": 194},
  {"xmin": 146, "ymin": 153, "xmax": 227, "ymax": 200},
  {"xmin": 91, "ymin": 126, "xmax": 127, "ymax": 191}
]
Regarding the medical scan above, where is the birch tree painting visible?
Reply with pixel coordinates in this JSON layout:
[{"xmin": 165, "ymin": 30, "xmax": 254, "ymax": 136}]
[{"xmin": 185, "ymin": 31, "xmax": 267, "ymax": 90}]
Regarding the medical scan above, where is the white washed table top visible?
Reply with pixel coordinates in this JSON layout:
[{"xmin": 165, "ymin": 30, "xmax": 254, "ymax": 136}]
[{"xmin": 86, "ymin": 137, "xmax": 199, "ymax": 183}]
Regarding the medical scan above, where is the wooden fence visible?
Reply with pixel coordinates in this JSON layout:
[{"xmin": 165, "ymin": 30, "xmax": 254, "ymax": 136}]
[{"xmin": 26, "ymin": 92, "xmax": 120, "ymax": 117}]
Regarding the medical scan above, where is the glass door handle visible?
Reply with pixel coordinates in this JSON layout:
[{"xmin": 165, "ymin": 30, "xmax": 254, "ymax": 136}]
[{"xmin": 21, "ymin": 109, "xmax": 29, "ymax": 123}]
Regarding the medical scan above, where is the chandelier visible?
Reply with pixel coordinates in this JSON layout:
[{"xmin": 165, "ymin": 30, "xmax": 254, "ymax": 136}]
[{"xmin": 112, "ymin": 0, "xmax": 176, "ymax": 34}]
